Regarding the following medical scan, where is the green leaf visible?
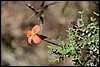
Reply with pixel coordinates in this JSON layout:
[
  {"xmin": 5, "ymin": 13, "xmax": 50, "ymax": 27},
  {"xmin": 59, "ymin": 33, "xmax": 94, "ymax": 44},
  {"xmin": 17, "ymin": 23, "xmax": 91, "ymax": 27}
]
[
  {"xmin": 78, "ymin": 11, "xmax": 82, "ymax": 14},
  {"xmin": 47, "ymin": 45, "xmax": 52, "ymax": 49},
  {"xmin": 82, "ymin": 33, "xmax": 85, "ymax": 36},
  {"xmin": 52, "ymin": 48, "xmax": 57, "ymax": 52},
  {"xmin": 90, "ymin": 17, "xmax": 94, "ymax": 21},
  {"xmin": 93, "ymin": 12, "xmax": 99, "ymax": 16},
  {"xmin": 88, "ymin": 33, "xmax": 91, "ymax": 37}
]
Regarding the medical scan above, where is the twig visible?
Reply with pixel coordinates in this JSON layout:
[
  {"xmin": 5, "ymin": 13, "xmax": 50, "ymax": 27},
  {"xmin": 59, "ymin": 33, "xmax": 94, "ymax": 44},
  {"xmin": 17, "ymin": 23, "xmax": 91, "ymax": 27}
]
[{"xmin": 25, "ymin": 1, "xmax": 58, "ymax": 24}]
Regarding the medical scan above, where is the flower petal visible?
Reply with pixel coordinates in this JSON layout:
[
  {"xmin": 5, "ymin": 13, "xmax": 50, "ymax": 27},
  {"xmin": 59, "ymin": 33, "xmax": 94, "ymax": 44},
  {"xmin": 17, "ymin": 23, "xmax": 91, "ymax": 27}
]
[
  {"xmin": 28, "ymin": 36, "xmax": 33, "ymax": 44},
  {"xmin": 27, "ymin": 34, "xmax": 30, "ymax": 37},
  {"xmin": 33, "ymin": 35, "xmax": 42, "ymax": 44},
  {"xmin": 32, "ymin": 25, "xmax": 40, "ymax": 34}
]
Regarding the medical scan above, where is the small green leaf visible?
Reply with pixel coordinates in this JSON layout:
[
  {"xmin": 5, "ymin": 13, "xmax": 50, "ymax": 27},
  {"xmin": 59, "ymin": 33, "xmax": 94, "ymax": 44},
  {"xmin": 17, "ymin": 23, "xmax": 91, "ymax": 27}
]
[
  {"xmin": 47, "ymin": 45, "xmax": 52, "ymax": 49},
  {"xmin": 90, "ymin": 17, "xmax": 94, "ymax": 21},
  {"xmin": 93, "ymin": 12, "xmax": 99, "ymax": 16},
  {"xmin": 78, "ymin": 11, "xmax": 82, "ymax": 14},
  {"xmin": 86, "ymin": 30, "xmax": 89, "ymax": 33},
  {"xmin": 82, "ymin": 33, "xmax": 85, "ymax": 36},
  {"xmin": 88, "ymin": 33, "xmax": 91, "ymax": 37}
]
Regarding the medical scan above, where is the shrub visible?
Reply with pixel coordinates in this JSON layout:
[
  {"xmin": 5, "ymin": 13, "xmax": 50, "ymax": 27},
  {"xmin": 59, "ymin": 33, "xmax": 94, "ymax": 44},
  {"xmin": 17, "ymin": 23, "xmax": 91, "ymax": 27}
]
[{"xmin": 48, "ymin": 10, "xmax": 99, "ymax": 66}]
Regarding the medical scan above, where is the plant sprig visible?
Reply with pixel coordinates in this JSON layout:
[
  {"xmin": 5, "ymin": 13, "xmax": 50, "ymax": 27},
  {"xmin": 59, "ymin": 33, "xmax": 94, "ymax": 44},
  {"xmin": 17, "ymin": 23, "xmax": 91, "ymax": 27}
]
[{"xmin": 47, "ymin": 10, "xmax": 99, "ymax": 66}]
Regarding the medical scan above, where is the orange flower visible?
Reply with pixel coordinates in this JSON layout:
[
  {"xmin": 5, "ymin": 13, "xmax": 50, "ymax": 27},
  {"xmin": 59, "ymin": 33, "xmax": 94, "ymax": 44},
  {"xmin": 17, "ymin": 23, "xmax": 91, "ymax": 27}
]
[{"xmin": 24, "ymin": 25, "xmax": 42, "ymax": 44}]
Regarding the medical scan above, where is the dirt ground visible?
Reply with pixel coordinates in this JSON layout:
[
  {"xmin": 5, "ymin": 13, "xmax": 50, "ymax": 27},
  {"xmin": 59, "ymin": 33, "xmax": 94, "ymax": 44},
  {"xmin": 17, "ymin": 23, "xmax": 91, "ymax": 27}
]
[{"xmin": 1, "ymin": 1, "xmax": 98, "ymax": 66}]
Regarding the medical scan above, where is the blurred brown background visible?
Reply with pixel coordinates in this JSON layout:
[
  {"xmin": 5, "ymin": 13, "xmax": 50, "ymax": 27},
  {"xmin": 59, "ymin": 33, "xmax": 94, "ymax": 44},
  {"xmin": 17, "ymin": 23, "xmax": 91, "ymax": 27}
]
[{"xmin": 1, "ymin": 1, "xmax": 99, "ymax": 66}]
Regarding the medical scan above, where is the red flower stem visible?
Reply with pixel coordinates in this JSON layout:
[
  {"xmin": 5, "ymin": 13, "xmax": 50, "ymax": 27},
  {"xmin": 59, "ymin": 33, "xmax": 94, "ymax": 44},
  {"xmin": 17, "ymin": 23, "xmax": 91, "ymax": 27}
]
[{"xmin": 37, "ymin": 34, "xmax": 61, "ymax": 46}]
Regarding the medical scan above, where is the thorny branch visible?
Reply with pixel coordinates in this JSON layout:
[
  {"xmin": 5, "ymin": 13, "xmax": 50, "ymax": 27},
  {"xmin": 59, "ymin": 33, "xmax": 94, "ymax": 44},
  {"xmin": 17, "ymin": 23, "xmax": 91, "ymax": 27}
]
[{"xmin": 25, "ymin": 1, "xmax": 58, "ymax": 24}]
